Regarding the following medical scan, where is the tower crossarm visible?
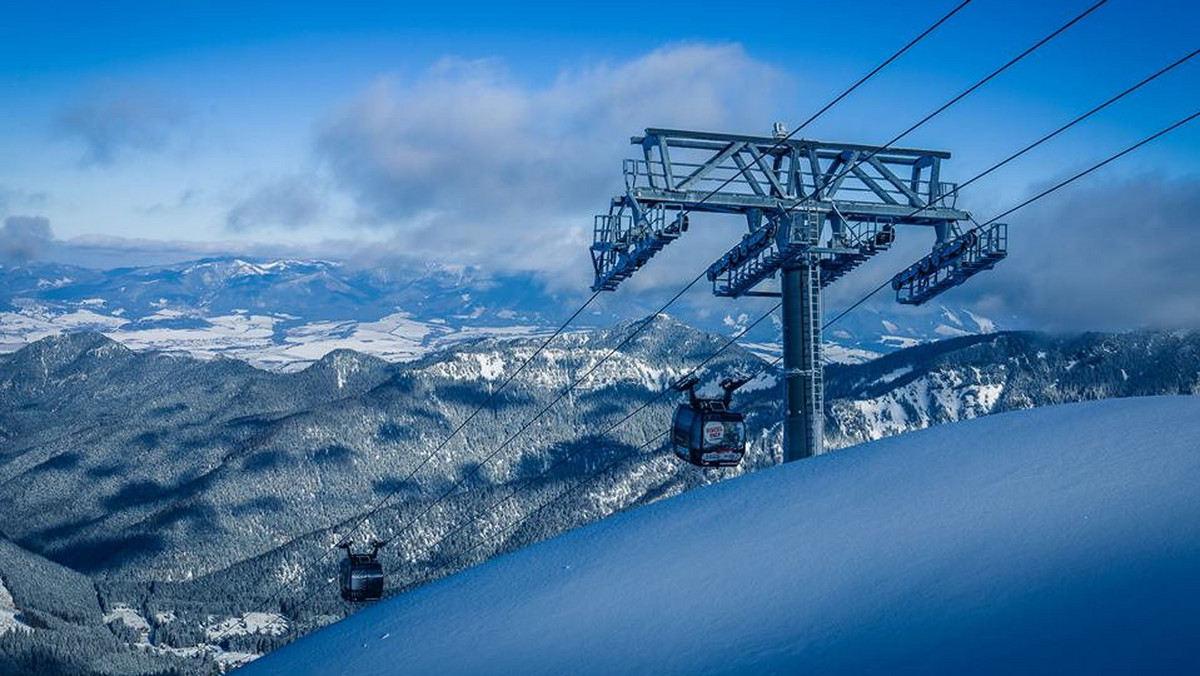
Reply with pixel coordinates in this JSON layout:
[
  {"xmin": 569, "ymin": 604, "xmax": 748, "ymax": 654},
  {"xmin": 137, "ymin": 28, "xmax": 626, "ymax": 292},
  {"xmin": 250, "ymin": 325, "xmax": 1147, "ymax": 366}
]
[
  {"xmin": 891, "ymin": 221, "xmax": 1009, "ymax": 305},
  {"xmin": 586, "ymin": 124, "xmax": 1013, "ymax": 469},
  {"xmin": 590, "ymin": 128, "xmax": 973, "ymax": 292},
  {"xmin": 630, "ymin": 128, "xmax": 960, "ymax": 209}
]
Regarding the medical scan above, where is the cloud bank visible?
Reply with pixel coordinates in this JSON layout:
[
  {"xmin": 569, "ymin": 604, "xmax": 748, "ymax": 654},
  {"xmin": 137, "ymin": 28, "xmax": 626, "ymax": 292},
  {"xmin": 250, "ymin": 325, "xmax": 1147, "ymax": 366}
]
[
  {"xmin": 0, "ymin": 216, "xmax": 53, "ymax": 264},
  {"xmin": 308, "ymin": 44, "xmax": 786, "ymax": 280},
  {"xmin": 226, "ymin": 176, "xmax": 325, "ymax": 232},
  {"xmin": 54, "ymin": 86, "xmax": 185, "ymax": 166},
  {"xmin": 33, "ymin": 44, "xmax": 1200, "ymax": 333},
  {"xmin": 950, "ymin": 174, "xmax": 1200, "ymax": 330}
]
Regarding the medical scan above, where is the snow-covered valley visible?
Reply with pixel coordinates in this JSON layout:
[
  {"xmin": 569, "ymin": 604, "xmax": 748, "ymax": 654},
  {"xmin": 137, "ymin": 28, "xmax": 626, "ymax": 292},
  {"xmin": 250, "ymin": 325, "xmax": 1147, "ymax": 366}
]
[{"xmin": 0, "ymin": 257, "xmax": 1004, "ymax": 370}]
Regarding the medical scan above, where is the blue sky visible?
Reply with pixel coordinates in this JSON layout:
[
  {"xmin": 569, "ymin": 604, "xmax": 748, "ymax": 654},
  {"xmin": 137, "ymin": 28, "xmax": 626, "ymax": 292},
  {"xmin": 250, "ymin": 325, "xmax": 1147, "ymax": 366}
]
[{"xmin": 2, "ymin": 0, "xmax": 1199, "ymax": 329}]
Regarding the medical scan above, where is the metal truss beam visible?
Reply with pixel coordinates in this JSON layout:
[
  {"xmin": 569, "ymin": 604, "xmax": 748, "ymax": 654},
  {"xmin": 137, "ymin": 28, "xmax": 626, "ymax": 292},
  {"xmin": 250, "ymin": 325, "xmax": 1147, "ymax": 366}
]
[
  {"xmin": 634, "ymin": 128, "xmax": 952, "ymax": 159},
  {"xmin": 591, "ymin": 128, "xmax": 971, "ymax": 292},
  {"xmin": 705, "ymin": 210, "xmax": 904, "ymax": 298},
  {"xmin": 587, "ymin": 126, "xmax": 1009, "ymax": 468},
  {"xmin": 629, "ymin": 189, "xmax": 966, "ymax": 221}
]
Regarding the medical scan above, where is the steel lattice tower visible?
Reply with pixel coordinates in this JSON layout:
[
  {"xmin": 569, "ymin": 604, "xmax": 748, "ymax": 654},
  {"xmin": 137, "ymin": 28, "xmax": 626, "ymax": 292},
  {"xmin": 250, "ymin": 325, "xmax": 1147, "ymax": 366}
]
[{"xmin": 590, "ymin": 126, "xmax": 1007, "ymax": 462}]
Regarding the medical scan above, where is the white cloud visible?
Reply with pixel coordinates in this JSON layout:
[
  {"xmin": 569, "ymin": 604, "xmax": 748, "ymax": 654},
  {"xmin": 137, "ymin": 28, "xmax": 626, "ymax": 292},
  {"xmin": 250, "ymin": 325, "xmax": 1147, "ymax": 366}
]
[
  {"xmin": 0, "ymin": 215, "xmax": 54, "ymax": 264},
  {"xmin": 944, "ymin": 174, "xmax": 1200, "ymax": 330},
  {"xmin": 314, "ymin": 44, "xmax": 787, "ymax": 282},
  {"xmin": 226, "ymin": 175, "xmax": 325, "ymax": 232},
  {"xmin": 54, "ymin": 85, "xmax": 186, "ymax": 166}
]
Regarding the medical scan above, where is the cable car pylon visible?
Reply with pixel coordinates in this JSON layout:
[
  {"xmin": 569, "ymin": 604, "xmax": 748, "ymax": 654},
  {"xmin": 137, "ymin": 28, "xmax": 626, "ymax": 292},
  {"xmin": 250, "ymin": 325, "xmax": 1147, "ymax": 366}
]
[{"xmin": 589, "ymin": 124, "xmax": 1007, "ymax": 463}]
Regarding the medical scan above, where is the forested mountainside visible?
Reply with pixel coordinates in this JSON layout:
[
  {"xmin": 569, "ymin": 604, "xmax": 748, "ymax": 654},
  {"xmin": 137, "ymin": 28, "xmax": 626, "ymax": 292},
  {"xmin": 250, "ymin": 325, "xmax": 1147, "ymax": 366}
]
[
  {"xmin": 1, "ymin": 321, "xmax": 1196, "ymax": 673},
  {"xmin": 0, "ymin": 536, "xmax": 211, "ymax": 676},
  {"xmin": 824, "ymin": 329, "xmax": 1200, "ymax": 445}
]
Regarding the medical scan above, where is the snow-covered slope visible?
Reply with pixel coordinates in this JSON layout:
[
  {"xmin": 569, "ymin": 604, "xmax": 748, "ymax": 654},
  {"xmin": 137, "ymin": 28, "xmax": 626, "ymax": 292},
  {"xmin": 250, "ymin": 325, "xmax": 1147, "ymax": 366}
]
[{"xmin": 240, "ymin": 396, "xmax": 1200, "ymax": 675}]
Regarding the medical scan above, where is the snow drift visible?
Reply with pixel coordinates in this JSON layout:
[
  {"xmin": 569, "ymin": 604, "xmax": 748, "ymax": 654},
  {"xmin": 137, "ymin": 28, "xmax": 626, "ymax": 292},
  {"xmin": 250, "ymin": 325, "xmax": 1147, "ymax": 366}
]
[{"xmin": 240, "ymin": 396, "xmax": 1200, "ymax": 675}]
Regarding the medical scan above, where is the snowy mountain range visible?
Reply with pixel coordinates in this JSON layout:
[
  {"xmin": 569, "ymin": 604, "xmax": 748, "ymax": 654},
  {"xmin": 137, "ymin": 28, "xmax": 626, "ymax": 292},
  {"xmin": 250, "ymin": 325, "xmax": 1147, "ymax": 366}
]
[
  {"xmin": 0, "ymin": 257, "xmax": 567, "ymax": 370},
  {"xmin": 1, "ymin": 320, "xmax": 1197, "ymax": 674},
  {"xmin": 0, "ymin": 256, "xmax": 1004, "ymax": 370}
]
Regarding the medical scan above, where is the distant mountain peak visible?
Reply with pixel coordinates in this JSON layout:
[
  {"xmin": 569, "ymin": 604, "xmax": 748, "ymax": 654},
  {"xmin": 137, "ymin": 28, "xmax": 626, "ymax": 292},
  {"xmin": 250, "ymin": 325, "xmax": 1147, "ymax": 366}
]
[
  {"xmin": 305, "ymin": 349, "xmax": 392, "ymax": 390},
  {"xmin": 0, "ymin": 332, "xmax": 132, "ymax": 387},
  {"xmin": 26, "ymin": 331, "xmax": 127, "ymax": 358},
  {"xmin": 310, "ymin": 348, "xmax": 389, "ymax": 371}
]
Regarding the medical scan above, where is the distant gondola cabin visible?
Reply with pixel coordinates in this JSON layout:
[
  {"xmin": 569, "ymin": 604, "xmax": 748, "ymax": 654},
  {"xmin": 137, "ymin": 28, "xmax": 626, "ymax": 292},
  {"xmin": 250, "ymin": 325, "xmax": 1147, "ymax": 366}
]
[
  {"xmin": 670, "ymin": 375, "xmax": 749, "ymax": 467},
  {"xmin": 337, "ymin": 540, "xmax": 385, "ymax": 602}
]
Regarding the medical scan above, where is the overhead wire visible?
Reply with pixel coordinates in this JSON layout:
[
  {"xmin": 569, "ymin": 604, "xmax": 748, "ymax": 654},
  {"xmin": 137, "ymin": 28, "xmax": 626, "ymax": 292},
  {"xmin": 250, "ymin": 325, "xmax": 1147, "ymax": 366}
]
[
  {"xmin": 396, "ymin": 301, "xmax": 784, "ymax": 574},
  {"xmin": 214, "ymin": 0, "xmax": 1115, "ymax": 631},
  {"xmin": 324, "ymin": 0, "xmax": 978, "ymax": 557},
  {"xmin": 222, "ymin": 1, "xmax": 982, "ymax": 626},
  {"xmin": 354, "ymin": 0, "xmax": 1108, "ymax": 557},
  {"xmin": 766, "ymin": 0, "xmax": 1111, "ymax": 227},
  {"xmin": 388, "ymin": 94, "xmax": 1200, "ymax": 603},
  {"xmin": 828, "ymin": 105, "xmax": 1200, "ymax": 317},
  {"xmin": 666, "ymin": 0, "xmax": 977, "ymax": 220}
]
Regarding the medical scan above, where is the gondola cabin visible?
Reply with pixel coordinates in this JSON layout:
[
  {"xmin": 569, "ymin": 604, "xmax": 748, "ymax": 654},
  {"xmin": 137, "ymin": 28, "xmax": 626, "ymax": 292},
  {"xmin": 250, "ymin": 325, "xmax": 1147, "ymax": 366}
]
[
  {"xmin": 670, "ymin": 375, "xmax": 749, "ymax": 467},
  {"xmin": 337, "ymin": 539, "xmax": 385, "ymax": 602}
]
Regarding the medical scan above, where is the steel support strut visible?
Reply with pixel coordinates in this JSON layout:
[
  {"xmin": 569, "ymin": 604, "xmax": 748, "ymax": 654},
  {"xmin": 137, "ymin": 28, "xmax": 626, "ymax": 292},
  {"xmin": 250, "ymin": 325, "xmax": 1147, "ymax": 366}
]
[
  {"xmin": 781, "ymin": 260, "xmax": 823, "ymax": 462},
  {"xmin": 590, "ymin": 126, "xmax": 1005, "ymax": 466}
]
